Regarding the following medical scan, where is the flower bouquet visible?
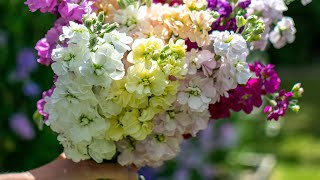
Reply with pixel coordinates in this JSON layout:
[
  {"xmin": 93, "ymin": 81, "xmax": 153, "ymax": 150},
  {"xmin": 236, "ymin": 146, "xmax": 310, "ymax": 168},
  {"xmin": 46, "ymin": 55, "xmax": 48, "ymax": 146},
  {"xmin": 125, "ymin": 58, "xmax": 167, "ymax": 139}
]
[{"xmin": 28, "ymin": 0, "xmax": 308, "ymax": 168}]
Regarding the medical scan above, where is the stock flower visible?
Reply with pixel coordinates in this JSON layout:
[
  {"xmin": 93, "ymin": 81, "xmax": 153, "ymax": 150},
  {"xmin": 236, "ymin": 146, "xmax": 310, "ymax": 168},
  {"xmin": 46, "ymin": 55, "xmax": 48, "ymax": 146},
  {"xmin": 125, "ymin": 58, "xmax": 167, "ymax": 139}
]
[
  {"xmin": 264, "ymin": 90, "xmax": 293, "ymax": 120},
  {"xmin": 103, "ymin": 31, "xmax": 133, "ymax": 53},
  {"xmin": 114, "ymin": 5, "xmax": 147, "ymax": 32},
  {"xmin": 69, "ymin": 107, "xmax": 107, "ymax": 143},
  {"xmin": 125, "ymin": 63, "xmax": 168, "ymax": 97},
  {"xmin": 269, "ymin": 17, "xmax": 296, "ymax": 49},
  {"xmin": 158, "ymin": 39, "xmax": 188, "ymax": 78},
  {"xmin": 58, "ymin": 135, "xmax": 90, "ymax": 162},
  {"xmin": 128, "ymin": 37, "xmax": 164, "ymax": 67},
  {"xmin": 249, "ymin": 61, "xmax": 281, "ymax": 94},
  {"xmin": 25, "ymin": 0, "xmax": 57, "ymax": 13},
  {"xmin": 88, "ymin": 139, "xmax": 116, "ymax": 163},
  {"xmin": 177, "ymin": 76, "xmax": 212, "ymax": 112},
  {"xmin": 187, "ymin": 10, "xmax": 216, "ymax": 47},
  {"xmin": 211, "ymin": 31, "xmax": 249, "ymax": 62},
  {"xmin": 120, "ymin": 109, "xmax": 153, "ymax": 140},
  {"xmin": 186, "ymin": 49, "xmax": 216, "ymax": 76},
  {"xmin": 105, "ymin": 116, "xmax": 125, "ymax": 141}
]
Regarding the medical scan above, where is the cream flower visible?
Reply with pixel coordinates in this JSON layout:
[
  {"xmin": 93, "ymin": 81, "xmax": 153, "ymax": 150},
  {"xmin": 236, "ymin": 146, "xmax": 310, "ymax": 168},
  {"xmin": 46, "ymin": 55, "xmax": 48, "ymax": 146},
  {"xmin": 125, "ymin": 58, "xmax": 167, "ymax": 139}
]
[
  {"xmin": 177, "ymin": 76, "xmax": 212, "ymax": 112},
  {"xmin": 187, "ymin": 10, "xmax": 216, "ymax": 47},
  {"xmin": 125, "ymin": 63, "xmax": 168, "ymax": 97}
]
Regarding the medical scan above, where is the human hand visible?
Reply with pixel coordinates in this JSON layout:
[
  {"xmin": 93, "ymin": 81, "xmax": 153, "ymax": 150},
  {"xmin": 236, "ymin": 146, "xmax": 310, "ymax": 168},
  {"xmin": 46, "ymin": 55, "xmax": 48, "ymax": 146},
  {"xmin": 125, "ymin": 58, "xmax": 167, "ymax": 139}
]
[{"xmin": 28, "ymin": 153, "xmax": 139, "ymax": 180}]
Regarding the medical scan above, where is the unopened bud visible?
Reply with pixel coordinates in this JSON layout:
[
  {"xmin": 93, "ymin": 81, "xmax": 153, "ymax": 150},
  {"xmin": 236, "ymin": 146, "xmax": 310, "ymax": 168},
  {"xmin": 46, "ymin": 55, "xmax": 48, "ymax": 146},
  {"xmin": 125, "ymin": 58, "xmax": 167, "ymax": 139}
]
[
  {"xmin": 98, "ymin": 12, "xmax": 105, "ymax": 23},
  {"xmin": 291, "ymin": 105, "xmax": 300, "ymax": 113},
  {"xmin": 236, "ymin": 15, "xmax": 247, "ymax": 28}
]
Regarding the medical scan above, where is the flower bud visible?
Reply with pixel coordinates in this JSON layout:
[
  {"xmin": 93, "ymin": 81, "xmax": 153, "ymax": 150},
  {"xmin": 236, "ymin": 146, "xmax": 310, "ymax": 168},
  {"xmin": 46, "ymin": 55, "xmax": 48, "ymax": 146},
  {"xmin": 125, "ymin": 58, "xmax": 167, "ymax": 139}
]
[
  {"xmin": 291, "ymin": 105, "xmax": 300, "ymax": 113},
  {"xmin": 98, "ymin": 12, "xmax": 105, "ymax": 23},
  {"xmin": 236, "ymin": 15, "xmax": 247, "ymax": 28}
]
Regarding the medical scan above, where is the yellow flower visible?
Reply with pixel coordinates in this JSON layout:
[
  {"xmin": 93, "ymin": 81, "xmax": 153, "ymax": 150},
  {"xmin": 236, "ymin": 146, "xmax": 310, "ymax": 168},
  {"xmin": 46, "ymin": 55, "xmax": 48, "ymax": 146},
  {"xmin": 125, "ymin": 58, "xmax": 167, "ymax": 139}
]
[
  {"xmin": 158, "ymin": 39, "xmax": 188, "ymax": 78},
  {"xmin": 105, "ymin": 116, "xmax": 124, "ymax": 141},
  {"xmin": 139, "ymin": 107, "xmax": 162, "ymax": 122},
  {"xmin": 150, "ymin": 81, "xmax": 179, "ymax": 109},
  {"xmin": 184, "ymin": 0, "xmax": 208, "ymax": 11},
  {"xmin": 127, "ymin": 37, "xmax": 164, "ymax": 68},
  {"xmin": 120, "ymin": 108, "xmax": 153, "ymax": 140},
  {"xmin": 110, "ymin": 79, "xmax": 149, "ymax": 108},
  {"xmin": 125, "ymin": 63, "xmax": 168, "ymax": 97}
]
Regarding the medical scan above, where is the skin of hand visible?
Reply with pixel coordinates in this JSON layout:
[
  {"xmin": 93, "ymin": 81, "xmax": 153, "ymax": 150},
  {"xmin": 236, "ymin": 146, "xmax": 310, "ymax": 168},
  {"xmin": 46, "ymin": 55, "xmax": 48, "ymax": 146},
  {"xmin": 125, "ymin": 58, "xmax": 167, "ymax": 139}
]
[{"xmin": 0, "ymin": 154, "xmax": 138, "ymax": 180}]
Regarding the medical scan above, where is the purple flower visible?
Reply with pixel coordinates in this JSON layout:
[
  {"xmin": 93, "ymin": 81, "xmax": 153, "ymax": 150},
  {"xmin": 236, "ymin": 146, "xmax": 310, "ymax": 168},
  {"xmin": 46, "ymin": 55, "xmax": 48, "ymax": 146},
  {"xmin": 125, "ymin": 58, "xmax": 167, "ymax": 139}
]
[
  {"xmin": 9, "ymin": 113, "xmax": 35, "ymax": 140},
  {"xmin": 207, "ymin": 0, "xmax": 217, "ymax": 9},
  {"xmin": 250, "ymin": 61, "xmax": 281, "ymax": 94},
  {"xmin": 17, "ymin": 48, "xmax": 37, "ymax": 73},
  {"xmin": 199, "ymin": 122, "xmax": 215, "ymax": 152},
  {"xmin": 238, "ymin": 0, "xmax": 251, "ymax": 9},
  {"xmin": 173, "ymin": 168, "xmax": 190, "ymax": 180},
  {"xmin": 264, "ymin": 90, "xmax": 293, "ymax": 121},
  {"xmin": 23, "ymin": 81, "xmax": 41, "ymax": 97},
  {"xmin": 217, "ymin": 123, "xmax": 237, "ymax": 148},
  {"xmin": 217, "ymin": 1, "xmax": 233, "ymax": 17},
  {"xmin": 37, "ymin": 86, "xmax": 55, "ymax": 121},
  {"xmin": 25, "ymin": 0, "xmax": 58, "ymax": 13},
  {"xmin": 201, "ymin": 164, "xmax": 216, "ymax": 179}
]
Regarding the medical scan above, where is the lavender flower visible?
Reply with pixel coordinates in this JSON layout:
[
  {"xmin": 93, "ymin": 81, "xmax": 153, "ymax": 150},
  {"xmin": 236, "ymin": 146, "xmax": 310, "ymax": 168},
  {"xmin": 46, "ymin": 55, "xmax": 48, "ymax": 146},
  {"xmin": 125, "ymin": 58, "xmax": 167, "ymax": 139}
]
[
  {"xmin": 23, "ymin": 81, "xmax": 41, "ymax": 97},
  {"xmin": 9, "ymin": 113, "xmax": 35, "ymax": 140}
]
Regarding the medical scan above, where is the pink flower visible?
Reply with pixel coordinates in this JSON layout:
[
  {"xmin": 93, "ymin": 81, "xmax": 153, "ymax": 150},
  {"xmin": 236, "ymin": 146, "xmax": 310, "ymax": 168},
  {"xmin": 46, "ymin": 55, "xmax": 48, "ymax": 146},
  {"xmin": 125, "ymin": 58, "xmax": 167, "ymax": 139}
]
[
  {"xmin": 58, "ymin": 2, "xmax": 86, "ymax": 22},
  {"xmin": 25, "ymin": 0, "xmax": 58, "ymax": 13},
  {"xmin": 35, "ymin": 38, "xmax": 52, "ymax": 66}
]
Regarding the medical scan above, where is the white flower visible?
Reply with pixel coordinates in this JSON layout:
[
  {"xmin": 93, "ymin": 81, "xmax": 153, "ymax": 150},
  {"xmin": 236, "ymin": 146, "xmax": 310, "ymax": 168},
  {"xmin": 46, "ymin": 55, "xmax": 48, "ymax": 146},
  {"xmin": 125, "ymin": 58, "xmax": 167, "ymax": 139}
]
[
  {"xmin": 114, "ymin": 5, "xmax": 147, "ymax": 33},
  {"xmin": 234, "ymin": 61, "xmax": 252, "ymax": 85},
  {"xmin": 248, "ymin": 0, "xmax": 287, "ymax": 25},
  {"xmin": 88, "ymin": 138, "xmax": 116, "ymax": 163},
  {"xmin": 51, "ymin": 44, "xmax": 90, "ymax": 76},
  {"xmin": 78, "ymin": 49, "xmax": 123, "ymax": 87},
  {"xmin": 60, "ymin": 22, "xmax": 90, "ymax": 45},
  {"xmin": 177, "ymin": 76, "xmax": 212, "ymax": 112},
  {"xmin": 214, "ymin": 57, "xmax": 237, "ymax": 97},
  {"xmin": 103, "ymin": 30, "xmax": 133, "ymax": 53},
  {"xmin": 68, "ymin": 106, "xmax": 108, "ymax": 143},
  {"xmin": 57, "ymin": 134, "xmax": 90, "ymax": 162},
  {"xmin": 211, "ymin": 31, "xmax": 249, "ymax": 62},
  {"xmin": 301, "ymin": 0, "xmax": 312, "ymax": 6},
  {"xmin": 269, "ymin": 17, "xmax": 296, "ymax": 49}
]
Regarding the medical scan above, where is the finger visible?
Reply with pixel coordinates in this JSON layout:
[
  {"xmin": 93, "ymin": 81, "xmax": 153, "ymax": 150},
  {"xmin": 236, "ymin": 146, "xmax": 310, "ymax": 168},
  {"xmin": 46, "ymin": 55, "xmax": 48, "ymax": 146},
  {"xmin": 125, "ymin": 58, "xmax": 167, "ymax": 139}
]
[
  {"xmin": 85, "ymin": 162, "xmax": 139, "ymax": 180},
  {"xmin": 58, "ymin": 153, "xmax": 67, "ymax": 160}
]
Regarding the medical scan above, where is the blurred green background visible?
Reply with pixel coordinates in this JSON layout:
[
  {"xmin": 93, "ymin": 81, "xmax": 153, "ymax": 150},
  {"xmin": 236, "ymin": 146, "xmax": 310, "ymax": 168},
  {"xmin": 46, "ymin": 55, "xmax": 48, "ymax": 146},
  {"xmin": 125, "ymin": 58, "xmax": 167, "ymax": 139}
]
[{"xmin": 0, "ymin": 0, "xmax": 319, "ymax": 179}]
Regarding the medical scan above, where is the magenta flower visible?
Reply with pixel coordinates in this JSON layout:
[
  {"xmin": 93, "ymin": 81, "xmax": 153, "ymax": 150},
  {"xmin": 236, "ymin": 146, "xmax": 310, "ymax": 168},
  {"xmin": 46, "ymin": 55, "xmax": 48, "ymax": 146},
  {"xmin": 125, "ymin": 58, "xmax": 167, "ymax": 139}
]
[
  {"xmin": 264, "ymin": 90, "xmax": 293, "ymax": 121},
  {"xmin": 228, "ymin": 78, "xmax": 263, "ymax": 114},
  {"xmin": 58, "ymin": 2, "xmax": 86, "ymax": 22},
  {"xmin": 35, "ymin": 38, "xmax": 52, "ymax": 66},
  {"xmin": 250, "ymin": 61, "xmax": 281, "ymax": 94},
  {"xmin": 37, "ymin": 86, "xmax": 55, "ymax": 121},
  {"xmin": 25, "ymin": 0, "xmax": 58, "ymax": 13}
]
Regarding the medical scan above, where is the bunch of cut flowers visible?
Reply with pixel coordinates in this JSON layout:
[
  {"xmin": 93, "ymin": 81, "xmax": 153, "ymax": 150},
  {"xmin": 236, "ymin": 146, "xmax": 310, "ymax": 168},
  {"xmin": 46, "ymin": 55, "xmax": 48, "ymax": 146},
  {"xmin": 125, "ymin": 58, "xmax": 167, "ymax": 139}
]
[{"xmin": 27, "ymin": 0, "xmax": 309, "ymax": 168}]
